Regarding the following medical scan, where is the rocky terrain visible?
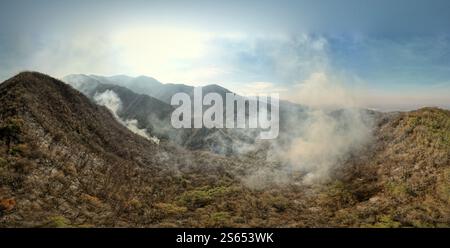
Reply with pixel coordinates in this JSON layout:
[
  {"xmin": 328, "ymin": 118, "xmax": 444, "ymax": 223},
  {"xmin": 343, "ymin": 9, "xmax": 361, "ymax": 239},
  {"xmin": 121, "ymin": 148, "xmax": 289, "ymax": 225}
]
[{"xmin": 0, "ymin": 72, "xmax": 449, "ymax": 227}]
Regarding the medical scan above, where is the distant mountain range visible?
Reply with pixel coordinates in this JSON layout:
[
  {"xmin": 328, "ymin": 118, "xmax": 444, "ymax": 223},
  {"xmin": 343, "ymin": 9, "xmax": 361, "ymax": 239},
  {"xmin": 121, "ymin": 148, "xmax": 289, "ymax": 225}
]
[
  {"xmin": 1, "ymin": 72, "xmax": 449, "ymax": 227},
  {"xmin": 64, "ymin": 74, "xmax": 233, "ymax": 105},
  {"xmin": 62, "ymin": 74, "xmax": 325, "ymax": 155},
  {"xmin": 63, "ymin": 74, "xmax": 297, "ymax": 154}
]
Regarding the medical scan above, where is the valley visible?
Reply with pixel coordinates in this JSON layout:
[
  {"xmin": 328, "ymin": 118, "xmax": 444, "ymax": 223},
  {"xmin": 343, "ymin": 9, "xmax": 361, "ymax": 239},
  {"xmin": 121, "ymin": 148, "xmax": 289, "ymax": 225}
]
[{"xmin": 0, "ymin": 72, "xmax": 449, "ymax": 227}]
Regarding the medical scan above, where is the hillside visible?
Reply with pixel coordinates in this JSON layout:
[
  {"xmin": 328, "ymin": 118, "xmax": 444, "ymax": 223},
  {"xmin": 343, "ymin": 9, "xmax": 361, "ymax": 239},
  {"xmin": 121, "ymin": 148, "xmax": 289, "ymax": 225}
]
[
  {"xmin": 0, "ymin": 72, "xmax": 449, "ymax": 227},
  {"xmin": 0, "ymin": 72, "xmax": 167, "ymax": 226},
  {"xmin": 0, "ymin": 72, "xmax": 254, "ymax": 226},
  {"xmin": 335, "ymin": 108, "xmax": 450, "ymax": 227}
]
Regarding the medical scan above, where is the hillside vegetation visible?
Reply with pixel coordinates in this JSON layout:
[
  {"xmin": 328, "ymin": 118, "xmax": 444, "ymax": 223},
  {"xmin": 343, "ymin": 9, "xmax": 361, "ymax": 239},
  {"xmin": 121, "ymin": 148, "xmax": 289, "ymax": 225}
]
[{"xmin": 0, "ymin": 72, "xmax": 449, "ymax": 227}]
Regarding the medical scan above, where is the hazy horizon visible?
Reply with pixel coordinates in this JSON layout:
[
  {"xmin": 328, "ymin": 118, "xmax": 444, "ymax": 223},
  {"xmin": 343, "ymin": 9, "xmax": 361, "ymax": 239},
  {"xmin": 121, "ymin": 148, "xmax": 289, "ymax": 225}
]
[{"xmin": 58, "ymin": 72, "xmax": 448, "ymax": 112}]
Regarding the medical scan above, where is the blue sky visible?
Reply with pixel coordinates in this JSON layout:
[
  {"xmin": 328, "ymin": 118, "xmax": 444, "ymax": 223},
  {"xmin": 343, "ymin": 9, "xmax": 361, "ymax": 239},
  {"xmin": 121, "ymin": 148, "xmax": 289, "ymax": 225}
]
[{"xmin": 0, "ymin": 0, "xmax": 449, "ymax": 110}]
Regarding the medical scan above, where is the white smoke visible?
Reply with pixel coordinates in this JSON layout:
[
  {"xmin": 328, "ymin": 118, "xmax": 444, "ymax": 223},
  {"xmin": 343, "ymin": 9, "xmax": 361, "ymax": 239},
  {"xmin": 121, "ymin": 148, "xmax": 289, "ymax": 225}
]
[
  {"xmin": 279, "ymin": 72, "xmax": 372, "ymax": 184},
  {"xmin": 94, "ymin": 90, "xmax": 122, "ymax": 114},
  {"xmin": 93, "ymin": 90, "xmax": 160, "ymax": 144},
  {"xmin": 289, "ymin": 72, "xmax": 357, "ymax": 108}
]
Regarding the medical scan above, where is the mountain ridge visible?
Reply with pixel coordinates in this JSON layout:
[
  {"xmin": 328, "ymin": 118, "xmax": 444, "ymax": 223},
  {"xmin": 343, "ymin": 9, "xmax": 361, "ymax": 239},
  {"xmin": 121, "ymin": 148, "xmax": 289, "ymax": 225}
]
[{"xmin": 1, "ymin": 71, "xmax": 449, "ymax": 227}]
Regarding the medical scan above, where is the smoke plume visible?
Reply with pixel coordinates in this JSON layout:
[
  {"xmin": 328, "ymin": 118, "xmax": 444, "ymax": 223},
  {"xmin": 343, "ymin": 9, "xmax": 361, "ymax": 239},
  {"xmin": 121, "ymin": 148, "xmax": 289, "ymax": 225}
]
[
  {"xmin": 278, "ymin": 72, "xmax": 372, "ymax": 184},
  {"xmin": 93, "ymin": 90, "xmax": 160, "ymax": 144}
]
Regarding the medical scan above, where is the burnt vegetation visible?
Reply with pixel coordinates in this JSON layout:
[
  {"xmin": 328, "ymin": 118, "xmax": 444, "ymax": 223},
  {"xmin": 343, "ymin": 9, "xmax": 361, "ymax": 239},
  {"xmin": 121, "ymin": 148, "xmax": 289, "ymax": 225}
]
[{"xmin": 0, "ymin": 72, "xmax": 449, "ymax": 227}]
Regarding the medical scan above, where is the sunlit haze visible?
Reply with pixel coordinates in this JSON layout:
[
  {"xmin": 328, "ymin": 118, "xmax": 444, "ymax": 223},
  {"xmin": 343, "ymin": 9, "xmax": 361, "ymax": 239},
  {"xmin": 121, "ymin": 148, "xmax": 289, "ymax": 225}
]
[{"xmin": 1, "ymin": 0, "xmax": 449, "ymax": 110}]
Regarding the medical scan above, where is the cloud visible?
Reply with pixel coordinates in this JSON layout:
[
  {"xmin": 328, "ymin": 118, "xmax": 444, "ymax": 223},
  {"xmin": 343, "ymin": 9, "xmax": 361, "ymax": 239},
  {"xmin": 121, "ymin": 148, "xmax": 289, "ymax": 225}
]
[
  {"xmin": 111, "ymin": 27, "xmax": 214, "ymax": 82},
  {"xmin": 233, "ymin": 81, "xmax": 289, "ymax": 96},
  {"xmin": 0, "ymin": 5, "xmax": 449, "ymax": 110},
  {"xmin": 177, "ymin": 66, "xmax": 231, "ymax": 85}
]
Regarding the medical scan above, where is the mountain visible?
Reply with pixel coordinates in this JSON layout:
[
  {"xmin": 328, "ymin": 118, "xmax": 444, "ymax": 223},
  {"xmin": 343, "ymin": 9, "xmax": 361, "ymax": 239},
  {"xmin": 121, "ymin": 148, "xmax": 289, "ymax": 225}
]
[
  {"xmin": 0, "ymin": 72, "xmax": 264, "ymax": 227},
  {"xmin": 63, "ymin": 74, "xmax": 264, "ymax": 154},
  {"xmin": 1, "ymin": 72, "xmax": 449, "ymax": 227},
  {"xmin": 69, "ymin": 74, "xmax": 192, "ymax": 104},
  {"xmin": 85, "ymin": 83, "xmax": 175, "ymax": 140},
  {"xmin": 65, "ymin": 74, "xmax": 238, "ymax": 104},
  {"xmin": 60, "ymin": 74, "xmax": 392, "ymax": 157}
]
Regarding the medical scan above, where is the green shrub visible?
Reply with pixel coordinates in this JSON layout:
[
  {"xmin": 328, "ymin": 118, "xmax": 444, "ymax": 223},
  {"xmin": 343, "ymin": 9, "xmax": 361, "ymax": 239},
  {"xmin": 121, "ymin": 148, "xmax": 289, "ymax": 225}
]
[
  {"xmin": 209, "ymin": 211, "xmax": 231, "ymax": 226},
  {"xmin": 267, "ymin": 195, "xmax": 290, "ymax": 212},
  {"xmin": 386, "ymin": 182, "xmax": 408, "ymax": 197},
  {"xmin": 177, "ymin": 186, "xmax": 232, "ymax": 209},
  {"xmin": 178, "ymin": 189, "xmax": 213, "ymax": 209},
  {"xmin": 154, "ymin": 202, "xmax": 187, "ymax": 216},
  {"xmin": 46, "ymin": 216, "xmax": 71, "ymax": 228},
  {"xmin": 369, "ymin": 215, "xmax": 401, "ymax": 228}
]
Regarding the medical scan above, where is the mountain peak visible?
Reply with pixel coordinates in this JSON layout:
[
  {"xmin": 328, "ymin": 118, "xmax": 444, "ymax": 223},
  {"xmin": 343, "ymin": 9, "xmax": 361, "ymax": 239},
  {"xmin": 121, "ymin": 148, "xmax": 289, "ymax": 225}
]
[
  {"xmin": 202, "ymin": 83, "xmax": 230, "ymax": 91},
  {"xmin": 2, "ymin": 71, "xmax": 60, "ymax": 88},
  {"xmin": 1, "ymin": 71, "xmax": 92, "ymax": 107}
]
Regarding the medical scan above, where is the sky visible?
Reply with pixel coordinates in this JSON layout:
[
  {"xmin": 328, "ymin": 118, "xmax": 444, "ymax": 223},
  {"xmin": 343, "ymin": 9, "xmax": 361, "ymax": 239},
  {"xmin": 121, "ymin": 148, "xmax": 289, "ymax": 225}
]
[{"xmin": 0, "ymin": 0, "xmax": 449, "ymax": 110}]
